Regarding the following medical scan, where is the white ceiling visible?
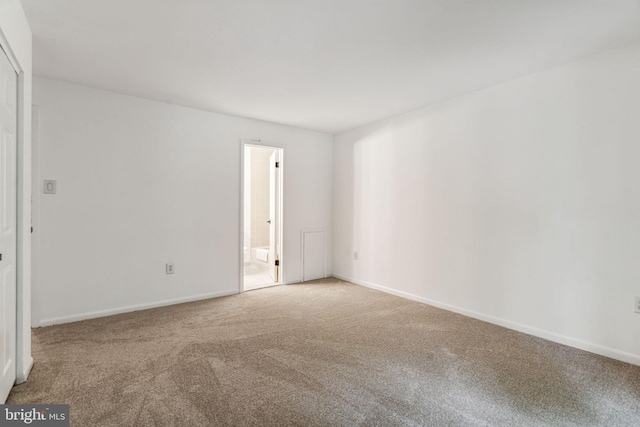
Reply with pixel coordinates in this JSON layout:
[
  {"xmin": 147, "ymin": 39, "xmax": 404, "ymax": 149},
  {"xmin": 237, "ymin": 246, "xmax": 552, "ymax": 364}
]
[{"xmin": 20, "ymin": 0, "xmax": 640, "ymax": 134}]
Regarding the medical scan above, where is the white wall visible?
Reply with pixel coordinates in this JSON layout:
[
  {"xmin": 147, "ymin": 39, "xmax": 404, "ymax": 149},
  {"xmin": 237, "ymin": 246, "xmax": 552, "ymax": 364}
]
[
  {"xmin": 333, "ymin": 42, "xmax": 640, "ymax": 365},
  {"xmin": 32, "ymin": 77, "xmax": 332, "ymax": 326},
  {"xmin": 0, "ymin": 0, "xmax": 33, "ymax": 382}
]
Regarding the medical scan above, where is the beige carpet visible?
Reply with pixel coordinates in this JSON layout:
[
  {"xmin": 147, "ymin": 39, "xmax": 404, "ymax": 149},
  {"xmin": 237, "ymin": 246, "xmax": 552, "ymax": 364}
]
[{"xmin": 8, "ymin": 278, "xmax": 640, "ymax": 426}]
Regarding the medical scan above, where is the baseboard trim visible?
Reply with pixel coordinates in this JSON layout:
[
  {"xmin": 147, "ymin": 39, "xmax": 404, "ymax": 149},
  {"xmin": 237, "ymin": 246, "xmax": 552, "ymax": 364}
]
[
  {"xmin": 332, "ymin": 273, "xmax": 640, "ymax": 366},
  {"xmin": 38, "ymin": 289, "xmax": 239, "ymax": 327},
  {"xmin": 16, "ymin": 356, "xmax": 34, "ymax": 384}
]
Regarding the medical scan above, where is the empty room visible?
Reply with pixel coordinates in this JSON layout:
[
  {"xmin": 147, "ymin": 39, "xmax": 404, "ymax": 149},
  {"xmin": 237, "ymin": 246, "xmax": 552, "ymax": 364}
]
[{"xmin": 1, "ymin": 0, "xmax": 639, "ymax": 425}]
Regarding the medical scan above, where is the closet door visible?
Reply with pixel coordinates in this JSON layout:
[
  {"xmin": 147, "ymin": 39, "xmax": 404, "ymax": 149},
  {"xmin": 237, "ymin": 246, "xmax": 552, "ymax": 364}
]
[{"xmin": 0, "ymin": 45, "xmax": 18, "ymax": 403}]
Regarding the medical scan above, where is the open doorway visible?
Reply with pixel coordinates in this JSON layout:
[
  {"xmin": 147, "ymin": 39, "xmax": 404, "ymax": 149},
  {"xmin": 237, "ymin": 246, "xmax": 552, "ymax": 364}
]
[{"xmin": 241, "ymin": 143, "xmax": 283, "ymax": 291}]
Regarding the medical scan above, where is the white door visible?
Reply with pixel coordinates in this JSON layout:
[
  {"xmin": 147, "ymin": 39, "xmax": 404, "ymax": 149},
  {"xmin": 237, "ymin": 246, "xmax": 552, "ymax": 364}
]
[
  {"xmin": 0, "ymin": 46, "xmax": 17, "ymax": 403},
  {"xmin": 268, "ymin": 151, "xmax": 280, "ymax": 282}
]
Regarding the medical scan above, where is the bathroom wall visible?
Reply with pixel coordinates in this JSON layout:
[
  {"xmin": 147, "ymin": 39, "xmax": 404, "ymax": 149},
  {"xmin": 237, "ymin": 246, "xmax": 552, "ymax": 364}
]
[
  {"xmin": 250, "ymin": 146, "xmax": 275, "ymax": 248},
  {"xmin": 243, "ymin": 146, "xmax": 251, "ymax": 263}
]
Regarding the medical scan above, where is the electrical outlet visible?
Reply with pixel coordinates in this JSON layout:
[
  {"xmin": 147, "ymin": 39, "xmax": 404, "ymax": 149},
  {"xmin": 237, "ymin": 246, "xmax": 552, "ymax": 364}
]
[
  {"xmin": 635, "ymin": 296, "xmax": 640, "ymax": 313},
  {"xmin": 43, "ymin": 180, "xmax": 57, "ymax": 194},
  {"xmin": 353, "ymin": 251, "xmax": 358, "ymax": 260},
  {"xmin": 166, "ymin": 263, "xmax": 174, "ymax": 275}
]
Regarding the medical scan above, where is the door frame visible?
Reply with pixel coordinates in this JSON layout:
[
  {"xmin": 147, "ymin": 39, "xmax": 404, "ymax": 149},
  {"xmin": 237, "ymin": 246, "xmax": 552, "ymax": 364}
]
[
  {"xmin": 0, "ymin": 23, "xmax": 32, "ymax": 389},
  {"xmin": 239, "ymin": 139, "xmax": 285, "ymax": 292}
]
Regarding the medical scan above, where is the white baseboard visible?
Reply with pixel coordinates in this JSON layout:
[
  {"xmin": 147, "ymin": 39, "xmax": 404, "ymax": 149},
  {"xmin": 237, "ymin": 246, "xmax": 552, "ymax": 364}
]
[
  {"xmin": 16, "ymin": 356, "xmax": 34, "ymax": 384},
  {"xmin": 332, "ymin": 273, "xmax": 640, "ymax": 367},
  {"xmin": 38, "ymin": 289, "xmax": 239, "ymax": 327}
]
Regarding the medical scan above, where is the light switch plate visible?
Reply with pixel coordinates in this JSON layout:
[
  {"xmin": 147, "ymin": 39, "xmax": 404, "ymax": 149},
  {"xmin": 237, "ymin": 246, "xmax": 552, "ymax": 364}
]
[{"xmin": 44, "ymin": 180, "xmax": 57, "ymax": 194}]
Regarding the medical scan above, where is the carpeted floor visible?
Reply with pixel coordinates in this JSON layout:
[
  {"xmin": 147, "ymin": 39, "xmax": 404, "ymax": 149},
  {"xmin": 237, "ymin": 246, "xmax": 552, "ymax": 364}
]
[{"xmin": 8, "ymin": 278, "xmax": 640, "ymax": 426}]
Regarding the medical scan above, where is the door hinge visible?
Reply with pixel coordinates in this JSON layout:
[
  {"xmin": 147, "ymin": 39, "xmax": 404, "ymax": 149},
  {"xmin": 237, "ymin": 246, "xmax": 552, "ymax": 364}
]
[
  {"xmin": 275, "ymin": 260, "xmax": 279, "ymax": 266},
  {"xmin": 275, "ymin": 162, "xmax": 279, "ymax": 168}
]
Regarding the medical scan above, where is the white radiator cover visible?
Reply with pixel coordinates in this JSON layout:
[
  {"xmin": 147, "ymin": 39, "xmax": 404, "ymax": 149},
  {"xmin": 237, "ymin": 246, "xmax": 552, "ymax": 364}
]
[{"xmin": 301, "ymin": 230, "xmax": 326, "ymax": 282}]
